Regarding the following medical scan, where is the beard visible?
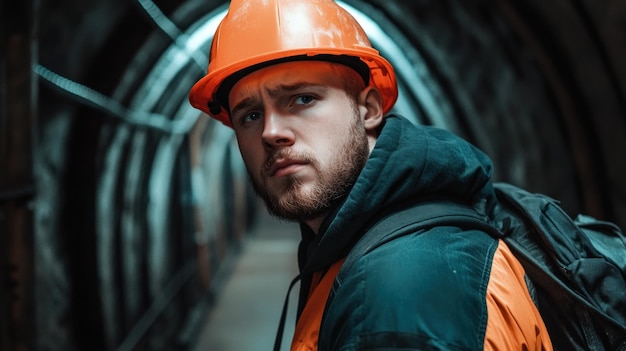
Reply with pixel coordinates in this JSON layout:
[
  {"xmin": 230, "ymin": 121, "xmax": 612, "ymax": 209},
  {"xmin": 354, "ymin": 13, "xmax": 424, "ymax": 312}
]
[{"xmin": 249, "ymin": 114, "xmax": 370, "ymax": 222}]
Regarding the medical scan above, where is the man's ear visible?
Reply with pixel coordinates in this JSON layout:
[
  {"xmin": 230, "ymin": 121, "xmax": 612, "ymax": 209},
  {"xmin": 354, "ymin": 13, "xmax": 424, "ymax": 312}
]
[{"xmin": 358, "ymin": 86, "xmax": 384, "ymax": 132}]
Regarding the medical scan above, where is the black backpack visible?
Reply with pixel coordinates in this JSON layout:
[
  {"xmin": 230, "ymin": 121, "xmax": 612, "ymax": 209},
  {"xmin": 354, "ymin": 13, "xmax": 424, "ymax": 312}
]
[{"xmin": 338, "ymin": 182, "xmax": 626, "ymax": 350}]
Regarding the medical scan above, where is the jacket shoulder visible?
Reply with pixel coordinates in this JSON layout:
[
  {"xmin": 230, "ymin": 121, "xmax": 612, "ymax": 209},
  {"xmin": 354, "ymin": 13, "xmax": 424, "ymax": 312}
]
[{"xmin": 320, "ymin": 227, "xmax": 498, "ymax": 350}]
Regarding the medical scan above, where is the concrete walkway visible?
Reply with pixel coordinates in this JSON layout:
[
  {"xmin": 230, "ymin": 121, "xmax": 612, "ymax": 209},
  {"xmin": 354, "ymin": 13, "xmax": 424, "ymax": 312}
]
[{"xmin": 192, "ymin": 212, "xmax": 301, "ymax": 351}]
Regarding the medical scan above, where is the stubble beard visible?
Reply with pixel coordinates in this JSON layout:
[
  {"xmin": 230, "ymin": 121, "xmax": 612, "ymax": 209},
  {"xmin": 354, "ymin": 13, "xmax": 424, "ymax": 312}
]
[{"xmin": 250, "ymin": 114, "xmax": 370, "ymax": 222}]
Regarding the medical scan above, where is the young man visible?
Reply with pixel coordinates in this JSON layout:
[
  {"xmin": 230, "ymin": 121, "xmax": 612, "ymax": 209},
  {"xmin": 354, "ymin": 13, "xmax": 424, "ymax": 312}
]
[{"xmin": 189, "ymin": 0, "xmax": 553, "ymax": 350}]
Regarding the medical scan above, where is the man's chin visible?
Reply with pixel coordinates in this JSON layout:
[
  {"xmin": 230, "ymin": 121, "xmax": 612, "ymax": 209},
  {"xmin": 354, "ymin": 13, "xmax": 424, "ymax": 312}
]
[
  {"xmin": 265, "ymin": 175, "xmax": 310, "ymax": 197},
  {"xmin": 266, "ymin": 205, "xmax": 326, "ymax": 223},
  {"xmin": 263, "ymin": 191, "xmax": 326, "ymax": 222}
]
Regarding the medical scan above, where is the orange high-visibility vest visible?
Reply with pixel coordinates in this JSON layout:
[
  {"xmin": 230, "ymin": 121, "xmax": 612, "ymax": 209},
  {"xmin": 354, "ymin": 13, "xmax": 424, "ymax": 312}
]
[{"xmin": 290, "ymin": 259, "xmax": 344, "ymax": 351}]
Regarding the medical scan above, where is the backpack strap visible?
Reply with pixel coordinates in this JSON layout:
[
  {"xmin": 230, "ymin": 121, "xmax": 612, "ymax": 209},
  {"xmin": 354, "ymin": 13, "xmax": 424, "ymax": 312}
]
[
  {"xmin": 336, "ymin": 200, "xmax": 502, "ymax": 286},
  {"xmin": 273, "ymin": 274, "xmax": 301, "ymax": 351}
]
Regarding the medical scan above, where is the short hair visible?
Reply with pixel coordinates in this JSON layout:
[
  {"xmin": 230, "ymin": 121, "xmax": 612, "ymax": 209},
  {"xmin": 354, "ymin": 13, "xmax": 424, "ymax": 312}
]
[{"xmin": 330, "ymin": 62, "xmax": 367, "ymax": 100}]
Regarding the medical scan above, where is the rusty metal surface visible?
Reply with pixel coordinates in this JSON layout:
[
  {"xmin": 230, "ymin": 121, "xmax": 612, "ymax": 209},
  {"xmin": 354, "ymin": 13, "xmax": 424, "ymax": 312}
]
[{"xmin": 1, "ymin": 1, "xmax": 37, "ymax": 350}]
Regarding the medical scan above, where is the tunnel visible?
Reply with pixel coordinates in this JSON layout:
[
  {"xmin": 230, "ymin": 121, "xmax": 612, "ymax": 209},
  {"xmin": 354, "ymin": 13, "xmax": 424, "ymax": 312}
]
[{"xmin": 1, "ymin": 0, "xmax": 625, "ymax": 350}]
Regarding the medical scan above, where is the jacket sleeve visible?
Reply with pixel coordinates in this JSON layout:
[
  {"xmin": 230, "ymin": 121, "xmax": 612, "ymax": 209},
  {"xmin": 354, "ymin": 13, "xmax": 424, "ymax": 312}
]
[{"xmin": 318, "ymin": 227, "xmax": 552, "ymax": 351}]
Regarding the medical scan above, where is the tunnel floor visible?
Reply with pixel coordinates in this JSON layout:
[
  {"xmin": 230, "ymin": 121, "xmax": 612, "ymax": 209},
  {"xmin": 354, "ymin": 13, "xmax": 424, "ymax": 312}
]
[{"xmin": 192, "ymin": 211, "xmax": 301, "ymax": 351}]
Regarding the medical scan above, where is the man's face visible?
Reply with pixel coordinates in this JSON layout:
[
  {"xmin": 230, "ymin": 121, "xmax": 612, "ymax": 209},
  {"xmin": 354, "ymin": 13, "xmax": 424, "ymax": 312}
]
[{"xmin": 228, "ymin": 61, "xmax": 370, "ymax": 222}]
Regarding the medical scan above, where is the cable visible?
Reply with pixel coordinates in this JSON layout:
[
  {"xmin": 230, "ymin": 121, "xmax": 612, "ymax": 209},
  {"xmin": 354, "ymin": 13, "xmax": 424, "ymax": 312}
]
[
  {"xmin": 33, "ymin": 0, "xmax": 209, "ymax": 134},
  {"xmin": 34, "ymin": 64, "xmax": 196, "ymax": 134},
  {"xmin": 135, "ymin": 0, "xmax": 207, "ymax": 71}
]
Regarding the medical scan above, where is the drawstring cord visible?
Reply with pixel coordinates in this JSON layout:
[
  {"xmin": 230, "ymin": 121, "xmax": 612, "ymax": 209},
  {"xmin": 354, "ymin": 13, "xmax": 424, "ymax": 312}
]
[{"xmin": 273, "ymin": 274, "xmax": 302, "ymax": 351}]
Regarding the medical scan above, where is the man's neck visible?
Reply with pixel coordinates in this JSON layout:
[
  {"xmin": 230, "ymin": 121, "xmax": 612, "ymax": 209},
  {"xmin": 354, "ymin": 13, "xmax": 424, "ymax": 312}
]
[{"xmin": 302, "ymin": 216, "xmax": 326, "ymax": 236}]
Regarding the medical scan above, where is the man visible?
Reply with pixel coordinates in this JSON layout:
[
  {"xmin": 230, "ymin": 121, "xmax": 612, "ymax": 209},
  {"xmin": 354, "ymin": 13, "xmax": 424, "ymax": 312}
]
[{"xmin": 189, "ymin": 0, "xmax": 553, "ymax": 350}]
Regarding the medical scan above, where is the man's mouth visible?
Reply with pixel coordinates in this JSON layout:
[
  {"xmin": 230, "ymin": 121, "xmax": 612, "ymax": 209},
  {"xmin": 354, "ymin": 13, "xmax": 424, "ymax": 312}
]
[{"xmin": 268, "ymin": 159, "xmax": 307, "ymax": 177}]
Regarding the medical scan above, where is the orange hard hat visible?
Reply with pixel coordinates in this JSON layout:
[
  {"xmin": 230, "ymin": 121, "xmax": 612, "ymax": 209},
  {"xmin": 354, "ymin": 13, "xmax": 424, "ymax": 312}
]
[{"xmin": 188, "ymin": 0, "xmax": 398, "ymax": 127}]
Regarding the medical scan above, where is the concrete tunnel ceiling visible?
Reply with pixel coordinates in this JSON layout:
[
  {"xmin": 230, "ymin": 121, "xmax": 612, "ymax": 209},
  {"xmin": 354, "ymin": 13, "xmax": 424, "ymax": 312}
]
[{"xmin": 9, "ymin": 0, "xmax": 624, "ymax": 350}]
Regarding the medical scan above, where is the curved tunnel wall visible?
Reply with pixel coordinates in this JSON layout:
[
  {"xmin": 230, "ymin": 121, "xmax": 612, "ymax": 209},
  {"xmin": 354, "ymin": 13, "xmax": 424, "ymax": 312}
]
[{"xmin": 1, "ymin": 0, "xmax": 624, "ymax": 349}]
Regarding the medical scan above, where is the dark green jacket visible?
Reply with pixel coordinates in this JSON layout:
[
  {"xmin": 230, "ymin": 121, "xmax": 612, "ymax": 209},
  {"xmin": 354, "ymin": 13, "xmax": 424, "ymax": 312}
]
[{"xmin": 295, "ymin": 115, "xmax": 549, "ymax": 350}]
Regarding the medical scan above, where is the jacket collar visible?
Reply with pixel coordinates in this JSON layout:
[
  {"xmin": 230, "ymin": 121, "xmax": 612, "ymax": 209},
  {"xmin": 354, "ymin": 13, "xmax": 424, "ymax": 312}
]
[{"xmin": 298, "ymin": 114, "xmax": 496, "ymax": 274}]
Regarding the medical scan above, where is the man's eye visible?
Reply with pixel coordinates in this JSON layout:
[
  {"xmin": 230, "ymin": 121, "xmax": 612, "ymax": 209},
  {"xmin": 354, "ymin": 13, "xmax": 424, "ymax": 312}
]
[
  {"xmin": 242, "ymin": 111, "xmax": 262, "ymax": 123},
  {"xmin": 294, "ymin": 95, "xmax": 315, "ymax": 105}
]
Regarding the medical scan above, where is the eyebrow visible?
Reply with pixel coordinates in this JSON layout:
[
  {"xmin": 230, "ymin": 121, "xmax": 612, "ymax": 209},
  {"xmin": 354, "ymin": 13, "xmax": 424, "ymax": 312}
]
[
  {"xmin": 230, "ymin": 96, "xmax": 256, "ymax": 120},
  {"xmin": 266, "ymin": 82, "xmax": 327, "ymax": 98},
  {"xmin": 230, "ymin": 82, "xmax": 327, "ymax": 118}
]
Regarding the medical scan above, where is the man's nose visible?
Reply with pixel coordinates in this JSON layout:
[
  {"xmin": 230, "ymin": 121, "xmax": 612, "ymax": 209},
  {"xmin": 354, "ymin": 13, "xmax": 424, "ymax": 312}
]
[{"xmin": 261, "ymin": 111, "xmax": 295, "ymax": 149}]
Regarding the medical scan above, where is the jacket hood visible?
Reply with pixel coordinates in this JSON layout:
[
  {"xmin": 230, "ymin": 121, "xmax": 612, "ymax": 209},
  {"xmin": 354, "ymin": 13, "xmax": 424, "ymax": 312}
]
[{"xmin": 298, "ymin": 114, "xmax": 496, "ymax": 273}]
